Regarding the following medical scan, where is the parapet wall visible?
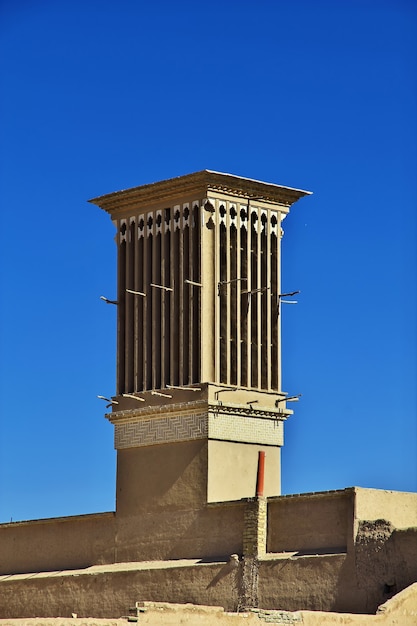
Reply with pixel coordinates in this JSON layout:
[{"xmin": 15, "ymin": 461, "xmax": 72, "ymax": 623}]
[
  {"xmin": 1, "ymin": 487, "xmax": 416, "ymax": 576},
  {"xmin": 354, "ymin": 487, "xmax": 417, "ymax": 530},
  {"xmin": 114, "ymin": 501, "xmax": 245, "ymax": 563},
  {"xmin": 267, "ymin": 489, "xmax": 354, "ymax": 554},
  {"xmin": 0, "ymin": 504, "xmax": 246, "ymax": 576},
  {"xmin": 0, "ymin": 512, "xmax": 115, "ymax": 576}
]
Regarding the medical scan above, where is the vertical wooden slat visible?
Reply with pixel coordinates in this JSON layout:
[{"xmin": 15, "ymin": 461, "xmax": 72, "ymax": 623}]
[
  {"xmin": 188, "ymin": 204, "xmax": 194, "ymax": 383},
  {"xmin": 215, "ymin": 201, "xmax": 221, "ymax": 383},
  {"xmin": 182, "ymin": 205, "xmax": 190, "ymax": 385},
  {"xmin": 125, "ymin": 219, "xmax": 135, "ymax": 392},
  {"xmin": 143, "ymin": 215, "xmax": 147, "ymax": 390},
  {"xmin": 240, "ymin": 206, "xmax": 248, "ymax": 387},
  {"xmin": 178, "ymin": 205, "xmax": 184, "ymax": 385},
  {"xmin": 152, "ymin": 214, "xmax": 162, "ymax": 389},
  {"xmin": 133, "ymin": 216, "xmax": 138, "ymax": 391},
  {"xmin": 266, "ymin": 211, "xmax": 272, "ymax": 390},
  {"xmin": 250, "ymin": 209, "xmax": 258, "ymax": 388},
  {"xmin": 277, "ymin": 211, "xmax": 282, "ymax": 391},
  {"xmin": 160, "ymin": 212, "xmax": 166, "ymax": 388},
  {"xmin": 117, "ymin": 219, "xmax": 126, "ymax": 395},
  {"xmin": 257, "ymin": 205, "xmax": 262, "ymax": 389},
  {"xmin": 171, "ymin": 205, "xmax": 180, "ymax": 385},
  {"xmin": 271, "ymin": 214, "xmax": 279, "ymax": 390},
  {"xmin": 219, "ymin": 206, "xmax": 227, "ymax": 384},
  {"xmin": 169, "ymin": 210, "xmax": 174, "ymax": 386},
  {"xmin": 230, "ymin": 205, "xmax": 238, "ymax": 386},
  {"xmin": 247, "ymin": 204, "xmax": 252, "ymax": 387},
  {"xmin": 226, "ymin": 202, "xmax": 231, "ymax": 384},
  {"xmin": 145, "ymin": 212, "xmax": 153, "ymax": 390},
  {"xmin": 192, "ymin": 204, "xmax": 201, "ymax": 383},
  {"xmin": 201, "ymin": 200, "xmax": 215, "ymax": 383},
  {"xmin": 136, "ymin": 215, "xmax": 144, "ymax": 391},
  {"xmin": 261, "ymin": 211, "xmax": 268, "ymax": 390},
  {"xmin": 236, "ymin": 205, "xmax": 241, "ymax": 387},
  {"xmin": 163, "ymin": 208, "xmax": 171, "ymax": 387},
  {"xmin": 124, "ymin": 220, "xmax": 130, "ymax": 393}
]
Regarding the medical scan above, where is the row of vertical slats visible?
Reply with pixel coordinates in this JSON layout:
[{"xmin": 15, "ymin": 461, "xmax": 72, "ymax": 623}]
[
  {"xmin": 216, "ymin": 201, "xmax": 280, "ymax": 391},
  {"xmin": 116, "ymin": 199, "xmax": 279, "ymax": 395},
  {"xmin": 116, "ymin": 205, "xmax": 200, "ymax": 394}
]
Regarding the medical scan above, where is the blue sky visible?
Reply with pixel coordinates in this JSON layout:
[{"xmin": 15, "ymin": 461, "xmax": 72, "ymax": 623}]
[{"xmin": 0, "ymin": 0, "xmax": 416, "ymax": 523}]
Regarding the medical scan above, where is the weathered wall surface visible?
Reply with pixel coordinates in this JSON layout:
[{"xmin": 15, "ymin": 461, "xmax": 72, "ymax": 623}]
[
  {"xmin": 0, "ymin": 513, "xmax": 115, "ymax": 576},
  {"xmin": 0, "ymin": 560, "xmax": 240, "ymax": 618},
  {"xmin": 1, "ymin": 584, "xmax": 417, "ymax": 625},
  {"xmin": 267, "ymin": 489, "xmax": 353, "ymax": 553},
  {"xmin": 258, "ymin": 554, "xmax": 346, "ymax": 612},
  {"xmin": 354, "ymin": 521, "xmax": 417, "ymax": 613}
]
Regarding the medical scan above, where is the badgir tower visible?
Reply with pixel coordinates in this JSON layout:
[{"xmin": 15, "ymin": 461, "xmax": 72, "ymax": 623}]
[{"xmin": 0, "ymin": 171, "xmax": 416, "ymax": 620}]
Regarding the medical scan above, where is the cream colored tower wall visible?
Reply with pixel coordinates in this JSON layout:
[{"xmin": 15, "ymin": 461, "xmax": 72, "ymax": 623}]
[{"xmin": 207, "ymin": 441, "xmax": 281, "ymax": 502}]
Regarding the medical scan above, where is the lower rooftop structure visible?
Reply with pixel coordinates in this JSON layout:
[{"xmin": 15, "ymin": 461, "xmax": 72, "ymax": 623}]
[{"xmin": 0, "ymin": 487, "xmax": 416, "ymax": 617}]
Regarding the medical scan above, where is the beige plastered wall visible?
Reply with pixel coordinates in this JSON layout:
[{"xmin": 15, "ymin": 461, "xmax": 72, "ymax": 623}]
[
  {"xmin": 114, "ymin": 439, "xmax": 245, "ymax": 562},
  {"xmin": 354, "ymin": 487, "xmax": 417, "ymax": 530},
  {"xmin": 267, "ymin": 489, "xmax": 354, "ymax": 553},
  {"xmin": 207, "ymin": 441, "xmax": 280, "ymax": 503},
  {"xmin": 0, "ymin": 512, "xmax": 115, "ymax": 576},
  {"xmin": 258, "ymin": 553, "xmax": 347, "ymax": 612},
  {"xmin": 0, "ymin": 560, "xmax": 240, "ymax": 618},
  {"xmin": 1, "ymin": 584, "xmax": 417, "ymax": 625},
  {"xmin": 1, "ymin": 546, "xmax": 416, "ymax": 618}
]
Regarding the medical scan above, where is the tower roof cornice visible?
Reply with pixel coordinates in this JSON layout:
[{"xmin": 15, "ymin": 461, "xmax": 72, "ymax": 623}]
[{"xmin": 89, "ymin": 170, "xmax": 312, "ymax": 216}]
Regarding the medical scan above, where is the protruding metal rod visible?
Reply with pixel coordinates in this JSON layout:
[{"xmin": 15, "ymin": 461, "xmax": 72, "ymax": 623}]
[
  {"xmin": 184, "ymin": 279, "xmax": 203, "ymax": 287},
  {"xmin": 277, "ymin": 290, "xmax": 300, "ymax": 316},
  {"xmin": 279, "ymin": 291, "xmax": 300, "ymax": 297},
  {"xmin": 151, "ymin": 390, "xmax": 173, "ymax": 398},
  {"xmin": 97, "ymin": 395, "xmax": 119, "ymax": 409},
  {"xmin": 122, "ymin": 393, "xmax": 145, "ymax": 402},
  {"xmin": 242, "ymin": 286, "xmax": 270, "ymax": 295},
  {"xmin": 126, "ymin": 288, "xmax": 146, "ymax": 297},
  {"xmin": 275, "ymin": 393, "xmax": 302, "ymax": 407},
  {"xmin": 218, "ymin": 277, "xmax": 247, "ymax": 296},
  {"xmin": 150, "ymin": 283, "xmax": 173, "ymax": 292},
  {"xmin": 166, "ymin": 384, "xmax": 202, "ymax": 391},
  {"xmin": 256, "ymin": 451, "xmax": 265, "ymax": 497},
  {"xmin": 100, "ymin": 296, "xmax": 119, "ymax": 305},
  {"xmin": 97, "ymin": 395, "xmax": 118, "ymax": 404}
]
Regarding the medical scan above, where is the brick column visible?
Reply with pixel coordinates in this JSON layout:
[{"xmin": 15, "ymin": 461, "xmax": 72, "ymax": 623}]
[
  {"xmin": 239, "ymin": 497, "xmax": 267, "ymax": 609},
  {"xmin": 243, "ymin": 497, "xmax": 267, "ymax": 557}
]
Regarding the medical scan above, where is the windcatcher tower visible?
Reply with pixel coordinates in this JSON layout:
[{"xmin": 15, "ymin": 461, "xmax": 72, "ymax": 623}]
[{"xmin": 90, "ymin": 171, "xmax": 310, "ymax": 509}]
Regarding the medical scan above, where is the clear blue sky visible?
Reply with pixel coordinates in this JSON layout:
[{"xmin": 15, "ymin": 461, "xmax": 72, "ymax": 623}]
[{"xmin": 0, "ymin": 0, "xmax": 416, "ymax": 523}]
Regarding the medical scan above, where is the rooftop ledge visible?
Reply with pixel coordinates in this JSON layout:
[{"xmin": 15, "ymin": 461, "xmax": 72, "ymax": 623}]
[{"xmin": 89, "ymin": 170, "xmax": 312, "ymax": 215}]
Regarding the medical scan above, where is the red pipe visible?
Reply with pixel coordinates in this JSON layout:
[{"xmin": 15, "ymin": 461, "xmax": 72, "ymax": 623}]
[{"xmin": 256, "ymin": 451, "xmax": 265, "ymax": 497}]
